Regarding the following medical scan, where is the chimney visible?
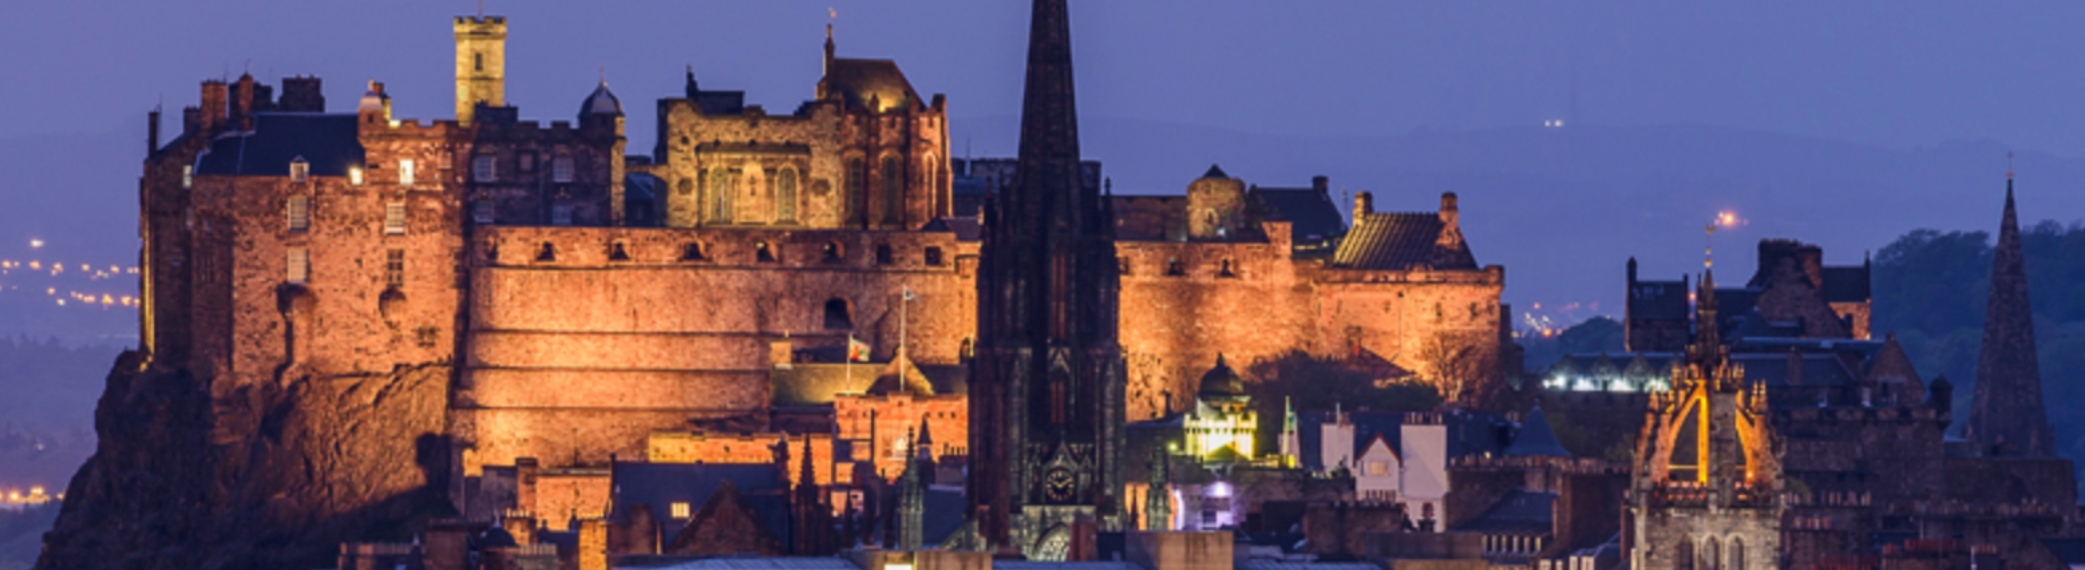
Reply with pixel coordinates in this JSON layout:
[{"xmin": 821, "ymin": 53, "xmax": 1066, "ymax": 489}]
[
  {"xmin": 182, "ymin": 106, "xmax": 201, "ymax": 134},
  {"xmin": 279, "ymin": 76, "xmax": 326, "ymax": 112},
  {"xmin": 147, "ymin": 109, "xmax": 161, "ymax": 156},
  {"xmin": 1439, "ymin": 192, "xmax": 1461, "ymax": 232},
  {"xmin": 1627, "ymin": 257, "xmax": 1639, "ymax": 287},
  {"xmin": 198, "ymin": 80, "xmax": 229, "ymax": 132},
  {"xmin": 232, "ymin": 74, "xmax": 257, "ymax": 130},
  {"xmin": 1353, "ymin": 191, "xmax": 1373, "ymax": 223},
  {"xmin": 1312, "ymin": 175, "xmax": 1329, "ymax": 196}
]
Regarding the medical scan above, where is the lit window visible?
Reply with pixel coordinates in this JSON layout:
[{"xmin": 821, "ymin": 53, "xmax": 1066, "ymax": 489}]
[
  {"xmin": 286, "ymin": 248, "xmax": 309, "ymax": 283},
  {"xmin": 286, "ymin": 195, "xmax": 310, "ymax": 232},
  {"xmin": 384, "ymin": 203, "xmax": 407, "ymax": 235},
  {"xmin": 384, "ymin": 249, "xmax": 405, "ymax": 288},
  {"xmin": 473, "ymin": 155, "xmax": 497, "ymax": 182},
  {"xmin": 182, "ymin": 165, "xmax": 194, "ymax": 189},
  {"xmin": 472, "ymin": 201, "xmax": 495, "ymax": 225},
  {"xmin": 289, "ymin": 157, "xmax": 309, "ymax": 183},
  {"xmin": 348, "ymin": 166, "xmax": 364, "ymax": 186},
  {"xmin": 1366, "ymin": 461, "xmax": 1388, "ymax": 476},
  {"xmin": 399, "ymin": 160, "xmax": 415, "ymax": 187},
  {"xmin": 670, "ymin": 502, "xmax": 691, "ymax": 519},
  {"xmin": 552, "ymin": 156, "xmax": 575, "ymax": 183}
]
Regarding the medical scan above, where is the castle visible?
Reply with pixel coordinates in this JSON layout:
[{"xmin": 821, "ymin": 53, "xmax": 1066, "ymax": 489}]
[{"xmin": 118, "ymin": 7, "xmax": 1510, "ymax": 559}]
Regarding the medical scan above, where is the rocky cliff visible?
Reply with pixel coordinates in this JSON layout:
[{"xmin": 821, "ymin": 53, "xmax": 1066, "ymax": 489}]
[{"xmin": 35, "ymin": 352, "xmax": 452, "ymax": 570}]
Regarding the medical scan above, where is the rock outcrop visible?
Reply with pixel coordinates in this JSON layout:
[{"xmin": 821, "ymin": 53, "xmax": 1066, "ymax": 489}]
[{"xmin": 36, "ymin": 352, "xmax": 451, "ymax": 570}]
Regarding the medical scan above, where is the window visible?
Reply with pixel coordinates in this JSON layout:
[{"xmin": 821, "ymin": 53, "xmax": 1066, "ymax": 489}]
[
  {"xmin": 609, "ymin": 241, "xmax": 630, "ymax": 262},
  {"xmin": 709, "ymin": 169, "xmax": 733, "ymax": 223},
  {"xmin": 1219, "ymin": 259, "xmax": 1235, "ymax": 278},
  {"xmin": 875, "ymin": 244, "xmax": 894, "ymax": 265},
  {"xmin": 384, "ymin": 249, "xmax": 404, "ymax": 288},
  {"xmin": 925, "ymin": 247, "xmax": 944, "ymax": 267},
  {"xmin": 1166, "ymin": 257, "xmax": 1184, "ymax": 276},
  {"xmin": 286, "ymin": 248, "xmax": 309, "ymax": 283},
  {"xmin": 880, "ymin": 156, "xmax": 903, "ymax": 225},
  {"xmin": 384, "ymin": 203, "xmax": 407, "ymax": 235},
  {"xmin": 286, "ymin": 195, "xmax": 310, "ymax": 232},
  {"xmin": 550, "ymin": 201, "xmax": 574, "ymax": 226},
  {"xmin": 348, "ymin": 166, "xmax": 364, "ymax": 186},
  {"xmin": 1117, "ymin": 257, "xmax": 1131, "ymax": 276},
  {"xmin": 552, "ymin": 156, "xmax": 575, "ymax": 183},
  {"xmin": 536, "ymin": 242, "xmax": 556, "ymax": 262},
  {"xmin": 1366, "ymin": 461, "xmax": 1388, "ymax": 476},
  {"xmin": 472, "ymin": 201, "xmax": 495, "ymax": 225},
  {"xmin": 680, "ymin": 242, "xmax": 706, "ymax": 262},
  {"xmin": 399, "ymin": 160, "xmax": 415, "ymax": 187},
  {"xmin": 474, "ymin": 52, "xmax": 484, "ymax": 72},
  {"xmin": 182, "ymin": 165, "xmax": 194, "ymax": 189},
  {"xmin": 776, "ymin": 168, "xmax": 799, "ymax": 223},
  {"xmin": 755, "ymin": 241, "xmax": 777, "ymax": 263},
  {"xmin": 472, "ymin": 156, "xmax": 495, "ymax": 183},
  {"xmin": 822, "ymin": 242, "xmax": 845, "ymax": 264},
  {"xmin": 670, "ymin": 502, "xmax": 691, "ymax": 519},
  {"xmin": 844, "ymin": 158, "xmax": 867, "ymax": 224},
  {"xmin": 289, "ymin": 157, "xmax": 309, "ymax": 183},
  {"xmin": 519, "ymin": 153, "xmax": 535, "ymax": 173},
  {"xmin": 824, "ymin": 298, "xmax": 853, "ymax": 329}
]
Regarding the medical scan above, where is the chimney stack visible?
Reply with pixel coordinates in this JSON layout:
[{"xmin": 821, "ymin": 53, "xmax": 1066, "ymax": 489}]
[
  {"xmin": 198, "ymin": 80, "xmax": 229, "ymax": 132},
  {"xmin": 1312, "ymin": 175, "xmax": 1330, "ymax": 196},
  {"xmin": 1439, "ymin": 192, "xmax": 1460, "ymax": 231},
  {"xmin": 147, "ymin": 109, "xmax": 161, "ymax": 156},
  {"xmin": 279, "ymin": 76, "xmax": 326, "ymax": 112},
  {"xmin": 1353, "ymin": 191, "xmax": 1373, "ymax": 222}
]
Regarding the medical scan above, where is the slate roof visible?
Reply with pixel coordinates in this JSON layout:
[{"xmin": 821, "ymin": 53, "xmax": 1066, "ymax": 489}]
[
  {"xmin": 608, "ymin": 462, "xmax": 790, "ymax": 542},
  {"xmin": 1247, "ymin": 187, "xmax": 1347, "ymax": 244},
  {"xmin": 1503, "ymin": 407, "xmax": 1571, "ymax": 458},
  {"xmin": 1821, "ymin": 265, "xmax": 1871, "ymax": 304},
  {"xmin": 1627, "ymin": 279, "xmax": 1691, "ymax": 321},
  {"xmin": 195, "ymin": 113, "xmax": 364, "ymax": 177},
  {"xmin": 622, "ymin": 558, "xmax": 861, "ymax": 570},
  {"xmin": 1330, "ymin": 212, "xmax": 1473, "ymax": 270},
  {"xmin": 828, "ymin": 58, "xmax": 920, "ymax": 111},
  {"xmin": 1111, "ymin": 196, "xmax": 1188, "ymax": 242},
  {"xmin": 924, "ymin": 487, "xmax": 968, "ymax": 546},
  {"xmin": 1450, "ymin": 490, "xmax": 1556, "ymax": 534}
]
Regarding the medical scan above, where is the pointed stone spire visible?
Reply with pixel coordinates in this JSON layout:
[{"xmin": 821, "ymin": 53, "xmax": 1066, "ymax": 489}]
[
  {"xmin": 1965, "ymin": 177, "xmax": 2053, "ymax": 456},
  {"xmin": 897, "ymin": 426, "xmax": 925, "ymax": 550}
]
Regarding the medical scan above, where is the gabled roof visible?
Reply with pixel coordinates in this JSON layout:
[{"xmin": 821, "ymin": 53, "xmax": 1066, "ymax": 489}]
[
  {"xmin": 1330, "ymin": 212, "xmax": 1473, "ymax": 270},
  {"xmin": 827, "ymin": 58, "xmax": 921, "ymax": 111},
  {"xmin": 195, "ymin": 113, "xmax": 364, "ymax": 177},
  {"xmin": 609, "ymin": 462, "xmax": 789, "ymax": 542},
  {"xmin": 1503, "ymin": 407, "xmax": 1572, "ymax": 458}
]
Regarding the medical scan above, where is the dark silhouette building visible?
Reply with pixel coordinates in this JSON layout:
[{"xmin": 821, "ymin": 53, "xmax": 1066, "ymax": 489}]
[{"xmin": 967, "ymin": 0, "xmax": 1129, "ymax": 559}]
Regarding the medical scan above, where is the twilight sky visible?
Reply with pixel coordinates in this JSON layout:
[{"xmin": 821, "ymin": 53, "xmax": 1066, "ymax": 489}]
[{"xmin": 3, "ymin": 0, "xmax": 2084, "ymax": 339}]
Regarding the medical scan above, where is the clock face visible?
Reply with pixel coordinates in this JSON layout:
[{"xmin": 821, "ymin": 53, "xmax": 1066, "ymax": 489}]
[{"xmin": 1044, "ymin": 467, "xmax": 1077, "ymax": 503}]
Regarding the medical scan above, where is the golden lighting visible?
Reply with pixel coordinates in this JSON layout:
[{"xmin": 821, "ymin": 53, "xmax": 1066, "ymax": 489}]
[{"xmin": 28, "ymin": 239, "xmax": 44, "ymax": 249}]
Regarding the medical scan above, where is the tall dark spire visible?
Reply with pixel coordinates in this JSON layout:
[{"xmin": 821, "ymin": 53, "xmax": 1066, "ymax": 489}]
[
  {"xmin": 970, "ymin": 0, "xmax": 1126, "ymax": 558},
  {"xmin": 1965, "ymin": 177, "xmax": 2053, "ymax": 455}
]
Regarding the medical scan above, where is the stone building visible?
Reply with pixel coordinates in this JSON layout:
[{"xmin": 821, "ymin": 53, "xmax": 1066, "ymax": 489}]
[{"xmin": 1625, "ymin": 272, "xmax": 1784, "ymax": 570}]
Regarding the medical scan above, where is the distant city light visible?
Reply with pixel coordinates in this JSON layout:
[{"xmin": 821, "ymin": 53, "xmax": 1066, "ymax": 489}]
[
  {"xmin": 1544, "ymin": 120, "xmax": 1566, "ymax": 128},
  {"xmin": 28, "ymin": 239, "xmax": 43, "ymax": 249},
  {"xmin": 1716, "ymin": 210, "xmax": 1744, "ymax": 229}
]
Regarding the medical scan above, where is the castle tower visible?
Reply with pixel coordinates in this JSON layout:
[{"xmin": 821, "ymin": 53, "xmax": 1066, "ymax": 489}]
[
  {"xmin": 968, "ymin": 0, "xmax": 1127, "ymax": 558},
  {"xmin": 1964, "ymin": 176, "xmax": 2054, "ymax": 456},
  {"xmin": 1626, "ymin": 271, "xmax": 1782, "ymax": 570},
  {"xmin": 1186, "ymin": 165, "xmax": 1245, "ymax": 240},
  {"xmin": 455, "ymin": 15, "xmax": 507, "ymax": 126}
]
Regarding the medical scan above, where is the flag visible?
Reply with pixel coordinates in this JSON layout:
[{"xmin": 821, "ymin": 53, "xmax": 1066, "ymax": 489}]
[{"xmin": 848, "ymin": 335, "xmax": 872, "ymax": 363}]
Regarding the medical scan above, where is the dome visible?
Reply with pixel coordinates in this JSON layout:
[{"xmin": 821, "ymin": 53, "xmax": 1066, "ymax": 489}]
[
  {"xmin": 581, "ymin": 82, "xmax": 623, "ymax": 116},
  {"xmin": 1197, "ymin": 354, "xmax": 1246, "ymax": 400}
]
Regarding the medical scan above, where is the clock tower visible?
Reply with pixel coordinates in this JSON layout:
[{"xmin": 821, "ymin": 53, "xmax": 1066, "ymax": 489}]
[{"xmin": 967, "ymin": 0, "xmax": 1128, "ymax": 560}]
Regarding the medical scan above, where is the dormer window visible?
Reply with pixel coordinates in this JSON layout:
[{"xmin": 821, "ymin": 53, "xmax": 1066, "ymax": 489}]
[
  {"xmin": 289, "ymin": 156, "xmax": 310, "ymax": 183},
  {"xmin": 398, "ymin": 160, "xmax": 415, "ymax": 187},
  {"xmin": 552, "ymin": 156, "xmax": 575, "ymax": 183},
  {"xmin": 473, "ymin": 155, "xmax": 497, "ymax": 183}
]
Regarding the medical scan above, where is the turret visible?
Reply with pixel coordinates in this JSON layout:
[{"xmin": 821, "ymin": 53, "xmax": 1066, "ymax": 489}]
[{"xmin": 454, "ymin": 15, "xmax": 508, "ymax": 126}]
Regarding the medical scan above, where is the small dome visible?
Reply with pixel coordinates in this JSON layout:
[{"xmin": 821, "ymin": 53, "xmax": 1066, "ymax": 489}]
[
  {"xmin": 1198, "ymin": 354, "xmax": 1246, "ymax": 399},
  {"xmin": 357, "ymin": 80, "xmax": 390, "ymax": 113},
  {"xmin": 582, "ymin": 82, "xmax": 623, "ymax": 116}
]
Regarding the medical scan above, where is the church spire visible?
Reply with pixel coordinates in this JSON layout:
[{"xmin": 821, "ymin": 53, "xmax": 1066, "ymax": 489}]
[{"xmin": 1965, "ymin": 173, "xmax": 2053, "ymax": 456}]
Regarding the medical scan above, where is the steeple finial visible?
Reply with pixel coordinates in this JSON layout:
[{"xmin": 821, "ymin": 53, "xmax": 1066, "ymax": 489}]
[{"xmin": 2008, "ymin": 151, "xmax": 2015, "ymax": 181}]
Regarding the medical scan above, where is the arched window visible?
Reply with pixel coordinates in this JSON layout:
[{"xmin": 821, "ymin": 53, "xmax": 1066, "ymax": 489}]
[
  {"xmin": 824, "ymin": 298, "xmax": 853, "ymax": 329},
  {"xmin": 777, "ymin": 167, "xmax": 800, "ymax": 223},
  {"xmin": 880, "ymin": 156, "xmax": 903, "ymax": 226},
  {"xmin": 1675, "ymin": 539, "xmax": 1694, "ymax": 570},
  {"xmin": 822, "ymin": 242, "xmax": 845, "ymax": 264},
  {"xmin": 609, "ymin": 241, "xmax": 631, "ymax": 262},
  {"xmin": 1728, "ymin": 537, "xmax": 1743, "ymax": 570},
  {"xmin": 1219, "ymin": 259, "xmax": 1235, "ymax": 277},
  {"xmin": 1702, "ymin": 537, "xmax": 1720, "ymax": 570},
  {"xmin": 536, "ymin": 242, "xmax": 556, "ymax": 262},
  {"xmin": 681, "ymin": 242, "xmax": 706, "ymax": 262},
  {"xmin": 755, "ymin": 241, "xmax": 777, "ymax": 263},
  {"xmin": 846, "ymin": 158, "xmax": 866, "ymax": 225},
  {"xmin": 709, "ymin": 168, "xmax": 733, "ymax": 224}
]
